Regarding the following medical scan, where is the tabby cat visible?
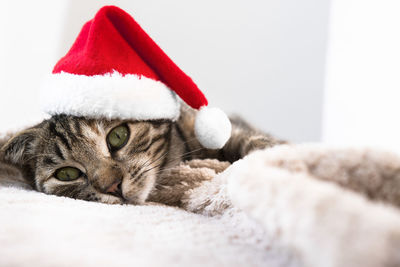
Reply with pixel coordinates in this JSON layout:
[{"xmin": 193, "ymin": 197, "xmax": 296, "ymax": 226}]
[{"xmin": 0, "ymin": 105, "xmax": 284, "ymax": 205}]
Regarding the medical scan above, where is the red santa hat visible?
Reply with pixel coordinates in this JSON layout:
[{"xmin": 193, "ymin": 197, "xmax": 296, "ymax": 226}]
[{"xmin": 40, "ymin": 5, "xmax": 231, "ymax": 149}]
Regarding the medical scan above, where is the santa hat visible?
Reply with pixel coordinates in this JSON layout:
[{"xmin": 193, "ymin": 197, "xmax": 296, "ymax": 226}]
[{"xmin": 40, "ymin": 5, "xmax": 231, "ymax": 149}]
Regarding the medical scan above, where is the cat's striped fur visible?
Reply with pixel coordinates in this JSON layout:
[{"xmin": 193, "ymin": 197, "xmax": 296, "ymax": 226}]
[{"xmin": 0, "ymin": 105, "xmax": 285, "ymax": 204}]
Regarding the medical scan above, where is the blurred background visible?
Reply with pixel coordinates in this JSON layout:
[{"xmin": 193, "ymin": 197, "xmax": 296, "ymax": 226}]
[{"xmin": 0, "ymin": 0, "xmax": 399, "ymax": 152}]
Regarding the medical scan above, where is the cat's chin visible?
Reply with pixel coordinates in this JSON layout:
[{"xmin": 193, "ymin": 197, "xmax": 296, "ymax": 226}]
[{"xmin": 122, "ymin": 175, "xmax": 156, "ymax": 205}]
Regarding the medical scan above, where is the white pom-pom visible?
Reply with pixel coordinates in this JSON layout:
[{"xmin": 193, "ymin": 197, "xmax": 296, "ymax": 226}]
[{"xmin": 194, "ymin": 106, "xmax": 232, "ymax": 149}]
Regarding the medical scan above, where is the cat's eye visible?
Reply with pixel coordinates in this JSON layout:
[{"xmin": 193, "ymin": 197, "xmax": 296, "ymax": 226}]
[
  {"xmin": 107, "ymin": 124, "xmax": 130, "ymax": 151},
  {"xmin": 55, "ymin": 167, "xmax": 82, "ymax": 181}
]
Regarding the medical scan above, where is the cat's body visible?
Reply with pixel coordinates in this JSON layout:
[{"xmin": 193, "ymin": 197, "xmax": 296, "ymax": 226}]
[{"xmin": 0, "ymin": 105, "xmax": 284, "ymax": 205}]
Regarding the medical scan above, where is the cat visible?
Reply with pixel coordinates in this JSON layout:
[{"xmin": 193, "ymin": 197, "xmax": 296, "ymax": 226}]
[{"xmin": 0, "ymin": 105, "xmax": 285, "ymax": 205}]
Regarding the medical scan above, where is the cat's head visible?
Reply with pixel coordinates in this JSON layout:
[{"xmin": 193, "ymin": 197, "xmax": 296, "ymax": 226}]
[{"xmin": 0, "ymin": 115, "xmax": 172, "ymax": 204}]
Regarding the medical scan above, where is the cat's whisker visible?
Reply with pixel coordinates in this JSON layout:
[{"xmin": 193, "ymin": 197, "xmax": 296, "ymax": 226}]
[
  {"xmin": 130, "ymin": 152, "xmax": 169, "ymax": 184},
  {"xmin": 179, "ymin": 147, "xmax": 204, "ymax": 159},
  {"xmin": 139, "ymin": 154, "xmax": 156, "ymax": 170},
  {"xmin": 151, "ymin": 166, "xmax": 179, "ymax": 177},
  {"xmin": 179, "ymin": 136, "xmax": 199, "ymax": 146},
  {"xmin": 159, "ymin": 147, "xmax": 205, "ymax": 169},
  {"xmin": 143, "ymin": 147, "xmax": 206, "ymax": 178},
  {"xmin": 131, "ymin": 153, "xmax": 170, "ymax": 184},
  {"xmin": 132, "ymin": 154, "xmax": 168, "ymax": 184},
  {"xmin": 146, "ymin": 147, "xmax": 201, "ymax": 172},
  {"xmin": 133, "ymin": 136, "xmax": 202, "ymax": 179},
  {"xmin": 141, "ymin": 149, "xmax": 169, "ymax": 170}
]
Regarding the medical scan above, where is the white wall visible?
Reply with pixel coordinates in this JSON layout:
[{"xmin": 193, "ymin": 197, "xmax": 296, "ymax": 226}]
[
  {"xmin": 0, "ymin": 1, "xmax": 68, "ymax": 133},
  {"xmin": 323, "ymin": 0, "xmax": 400, "ymax": 153},
  {"xmin": 0, "ymin": 0, "xmax": 330, "ymax": 142}
]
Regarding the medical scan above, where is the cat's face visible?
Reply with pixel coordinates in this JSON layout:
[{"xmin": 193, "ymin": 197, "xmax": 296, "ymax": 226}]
[{"xmin": 1, "ymin": 115, "xmax": 172, "ymax": 204}]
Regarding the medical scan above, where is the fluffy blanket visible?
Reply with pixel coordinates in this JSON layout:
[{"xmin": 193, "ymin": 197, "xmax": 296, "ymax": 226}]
[{"xmin": 1, "ymin": 144, "xmax": 400, "ymax": 267}]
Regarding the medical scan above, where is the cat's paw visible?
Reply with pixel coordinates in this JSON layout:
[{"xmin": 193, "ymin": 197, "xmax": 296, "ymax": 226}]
[{"xmin": 185, "ymin": 159, "xmax": 230, "ymax": 173}]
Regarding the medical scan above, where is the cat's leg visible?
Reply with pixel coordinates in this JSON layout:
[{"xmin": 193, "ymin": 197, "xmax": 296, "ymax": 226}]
[
  {"xmin": 220, "ymin": 116, "xmax": 286, "ymax": 162},
  {"xmin": 175, "ymin": 105, "xmax": 286, "ymax": 163}
]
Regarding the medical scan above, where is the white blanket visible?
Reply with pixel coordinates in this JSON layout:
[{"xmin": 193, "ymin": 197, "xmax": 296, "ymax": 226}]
[
  {"xmin": 2, "ymin": 144, "xmax": 400, "ymax": 267},
  {"xmin": 0, "ymin": 186, "xmax": 298, "ymax": 267}
]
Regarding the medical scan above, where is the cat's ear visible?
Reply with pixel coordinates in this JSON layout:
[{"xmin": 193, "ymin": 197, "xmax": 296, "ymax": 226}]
[{"xmin": 1, "ymin": 129, "xmax": 40, "ymax": 166}]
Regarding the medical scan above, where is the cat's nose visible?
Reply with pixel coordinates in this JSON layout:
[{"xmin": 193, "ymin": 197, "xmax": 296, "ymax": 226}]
[{"xmin": 106, "ymin": 179, "xmax": 122, "ymax": 195}]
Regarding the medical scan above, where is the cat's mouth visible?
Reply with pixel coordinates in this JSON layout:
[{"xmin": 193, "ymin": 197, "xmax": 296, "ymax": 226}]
[{"xmin": 108, "ymin": 183, "xmax": 127, "ymax": 202}]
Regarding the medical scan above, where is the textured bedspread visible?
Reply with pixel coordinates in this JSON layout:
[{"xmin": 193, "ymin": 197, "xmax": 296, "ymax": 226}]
[{"xmin": 2, "ymin": 144, "xmax": 400, "ymax": 267}]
